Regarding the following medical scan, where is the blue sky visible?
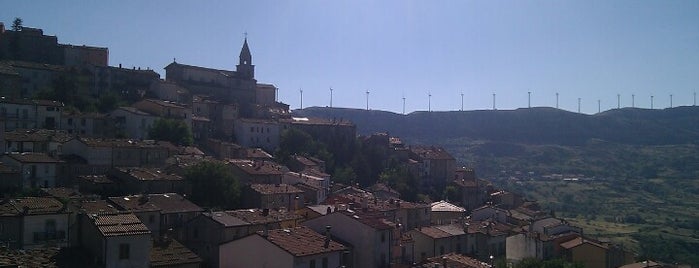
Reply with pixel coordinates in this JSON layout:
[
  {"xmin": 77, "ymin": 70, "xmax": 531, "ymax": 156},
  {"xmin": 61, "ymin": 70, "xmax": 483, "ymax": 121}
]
[{"xmin": 3, "ymin": 0, "xmax": 698, "ymax": 114}]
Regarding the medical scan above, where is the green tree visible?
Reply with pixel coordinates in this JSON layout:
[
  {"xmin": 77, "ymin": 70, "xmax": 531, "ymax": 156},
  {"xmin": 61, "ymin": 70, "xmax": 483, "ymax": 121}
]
[
  {"xmin": 148, "ymin": 118, "xmax": 193, "ymax": 145},
  {"xmin": 276, "ymin": 128, "xmax": 335, "ymax": 170},
  {"xmin": 11, "ymin": 17, "xmax": 22, "ymax": 31},
  {"xmin": 184, "ymin": 161, "xmax": 240, "ymax": 209}
]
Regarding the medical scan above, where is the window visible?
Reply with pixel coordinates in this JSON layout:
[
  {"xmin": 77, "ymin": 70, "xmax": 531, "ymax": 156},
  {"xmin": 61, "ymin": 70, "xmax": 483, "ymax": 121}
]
[
  {"xmin": 149, "ymin": 215, "xmax": 155, "ymax": 223},
  {"xmin": 67, "ymin": 118, "xmax": 73, "ymax": 125},
  {"xmin": 310, "ymin": 259, "xmax": 316, "ymax": 268},
  {"xmin": 440, "ymin": 246, "xmax": 444, "ymax": 255},
  {"xmin": 381, "ymin": 233, "xmax": 385, "ymax": 243},
  {"xmin": 80, "ymin": 118, "xmax": 86, "ymax": 126},
  {"xmin": 322, "ymin": 257, "xmax": 328, "ymax": 268},
  {"xmin": 119, "ymin": 243, "xmax": 130, "ymax": 259}
]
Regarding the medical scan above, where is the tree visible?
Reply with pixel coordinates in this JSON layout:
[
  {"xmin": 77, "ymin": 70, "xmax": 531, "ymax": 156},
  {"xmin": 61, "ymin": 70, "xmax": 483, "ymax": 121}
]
[
  {"xmin": 276, "ymin": 128, "xmax": 335, "ymax": 170},
  {"xmin": 148, "ymin": 118, "xmax": 193, "ymax": 145},
  {"xmin": 184, "ymin": 161, "xmax": 240, "ymax": 209},
  {"xmin": 11, "ymin": 17, "xmax": 22, "ymax": 31}
]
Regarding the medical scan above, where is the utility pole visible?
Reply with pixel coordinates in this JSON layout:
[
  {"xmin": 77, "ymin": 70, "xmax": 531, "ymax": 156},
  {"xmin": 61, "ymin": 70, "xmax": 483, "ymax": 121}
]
[
  {"xmin": 299, "ymin": 88, "xmax": 303, "ymax": 109},
  {"xmin": 460, "ymin": 92, "xmax": 464, "ymax": 111},
  {"xmin": 528, "ymin": 91, "xmax": 531, "ymax": 108},
  {"xmin": 617, "ymin": 94, "xmax": 620, "ymax": 109},
  {"xmin": 556, "ymin": 92, "xmax": 559, "ymax": 109},
  {"xmin": 329, "ymin": 87, "xmax": 333, "ymax": 108},
  {"xmin": 366, "ymin": 90, "xmax": 370, "ymax": 111},
  {"xmin": 578, "ymin": 98, "xmax": 581, "ymax": 113},
  {"xmin": 493, "ymin": 93, "xmax": 496, "ymax": 110},
  {"xmin": 651, "ymin": 95, "xmax": 654, "ymax": 109}
]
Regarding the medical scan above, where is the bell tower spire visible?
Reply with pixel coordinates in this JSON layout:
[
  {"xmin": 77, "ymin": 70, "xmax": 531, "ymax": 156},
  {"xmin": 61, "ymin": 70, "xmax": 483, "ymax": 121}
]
[{"xmin": 237, "ymin": 33, "xmax": 254, "ymax": 79}]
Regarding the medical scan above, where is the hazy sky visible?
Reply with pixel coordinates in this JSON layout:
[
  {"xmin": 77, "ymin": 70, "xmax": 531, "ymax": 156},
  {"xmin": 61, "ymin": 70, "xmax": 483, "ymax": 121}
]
[{"xmin": 3, "ymin": 1, "xmax": 698, "ymax": 114}]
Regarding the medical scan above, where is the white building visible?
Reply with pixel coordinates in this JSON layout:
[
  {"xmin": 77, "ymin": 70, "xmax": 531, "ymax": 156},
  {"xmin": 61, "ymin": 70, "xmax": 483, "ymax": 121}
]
[
  {"xmin": 109, "ymin": 107, "xmax": 158, "ymax": 140},
  {"xmin": 219, "ymin": 226, "xmax": 347, "ymax": 268},
  {"xmin": 303, "ymin": 211, "xmax": 394, "ymax": 268},
  {"xmin": 233, "ymin": 118, "xmax": 280, "ymax": 152},
  {"xmin": 1, "ymin": 152, "xmax": 61, "ymax": 188}
]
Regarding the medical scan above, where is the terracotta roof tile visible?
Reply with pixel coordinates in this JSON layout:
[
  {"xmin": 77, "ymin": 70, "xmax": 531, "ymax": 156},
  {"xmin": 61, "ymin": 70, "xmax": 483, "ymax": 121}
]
[
  {"xmin": 4, "ymin": 152, "xmax": 62, "ymax": 163},
  {"xmin": 150, "ymin": 238, "xmax": 202, "ymax": 267},
  {"xmin": 109, "ymin": 193, "xmax": 203, "ymax": 214},
  {"xmin": 91, "ymin": 212, "xmax": 151, "ymax": 237},
  {"xmin": 251, "ymin": 184, "xmax": 304, "ymax": 195},
  {"xmin": 262, "ymin": 226, "xmax": 347, "ymax": 257}
]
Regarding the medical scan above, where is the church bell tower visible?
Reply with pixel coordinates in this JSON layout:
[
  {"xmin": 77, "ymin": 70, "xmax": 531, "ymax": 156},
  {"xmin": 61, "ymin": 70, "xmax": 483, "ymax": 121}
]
[{"xmin": 236, "ymin": 37, "xmax": 255, "ymax": 79}]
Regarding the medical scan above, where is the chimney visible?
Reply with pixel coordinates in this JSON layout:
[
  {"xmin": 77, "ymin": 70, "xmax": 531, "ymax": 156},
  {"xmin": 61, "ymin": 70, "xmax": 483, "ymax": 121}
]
[
  {"xmin": 326, "ymin": 206, "xmax": 332, "ymax": 215},
  {"xmin": 324, "ymin": 225, "xmax": 332, "ymax": 248}
]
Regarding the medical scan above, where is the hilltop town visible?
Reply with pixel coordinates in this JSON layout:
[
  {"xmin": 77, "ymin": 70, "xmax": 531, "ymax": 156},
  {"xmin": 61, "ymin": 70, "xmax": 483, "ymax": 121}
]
[{"xmin": 0, "ymin": 19, "xmax": 676, "ymax": 268}]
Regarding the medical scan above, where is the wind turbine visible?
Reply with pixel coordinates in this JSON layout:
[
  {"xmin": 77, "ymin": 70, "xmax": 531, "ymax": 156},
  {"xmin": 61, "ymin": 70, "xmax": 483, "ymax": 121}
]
[
  {"xmin": 428, "ymin": 91, "xmax": 432, "ymax": 112},
  {"xmin": 651, "ymin": 95, "xmax": 654, "ymax": 109},
  {"xmin": 402, "ymin": 95, "xmax": 406, "ymax": 115},
  {"xmin": 329, "ymin": 87, "xmax": 333, "ymax": 108},
  {"xmin": 670, "ymin": 94, "xmax": 673, "ymax": 108},
  {"xmin": 555, "ymin": 92, "xmax": 559, "ymax": 109},
  {"xmin": 528, "ymin": 91, "xmax": 531, "ymax": 108},
  {"xmin": 577, "ymin": 98, "xmax": 581, "ymax": 113},
  {"xmin": 365, "ymin": 90, "xmax": 370, "ymax": 110},
  {"xmin": 493, "ymin": 93, "xmax": 496, "ymax": 110},
  {"xmin": 299, "ymin": 88, "xmax": 303, "ymax": 109},
  {"xmin": 460, "ymin": 92, "xmax": 464, "ymax": 111}
]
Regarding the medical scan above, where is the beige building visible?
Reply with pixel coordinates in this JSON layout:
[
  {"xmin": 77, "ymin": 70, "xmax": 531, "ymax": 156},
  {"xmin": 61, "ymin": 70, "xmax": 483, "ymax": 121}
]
[{"xmin": 233, "ymin": 118, "xmax": 280, "ymax": 152}]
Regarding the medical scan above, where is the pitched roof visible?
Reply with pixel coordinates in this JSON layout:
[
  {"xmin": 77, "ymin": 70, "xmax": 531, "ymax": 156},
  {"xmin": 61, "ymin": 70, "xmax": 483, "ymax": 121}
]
[
  {"xmin": 75, "ymin": 200, "xmax": 118, "ymax": 214},
  {"xmin": 560, "ymin": 237, "xmax": 608, "ymax": 250},
  {"xmin": 261, "ymin": 226, "xmax": 346, "ymax": 257},
  {"xmin": 415, "ymin": 226, "xmax": 452, "ymax": 239},
  {"xmin": 228, "ymin": 159, "xmax": 285, "ymax": 176},
  {"xmin": 205, "ymin": 211, "xmax": 249, "ymax": 227},
  {"xmin": 109, "ymin": 193, "xmax": 203, "ymax": 214},
  {"xmin": 150, "ymin": 238, "xmax": 202, "ymax": 267},
  {"xmin": 90, "ymin": 212, "xmax": 151, "ymax": 237},
  {"xmin": 115, "ymin": 167, "xmax": 183, "ymax": 181},
  {"xmin": 4, "ymin": 152, "xmax": 62, "ymax": 163},
  {"xmin": 250, "ymin": 184, "xmax": 304, "ymax": 195},
  {"xmin": 422, "ymin": 253, "xmax": 492, "ymax": 268},
  {"xmin": 227, "ymin": 208, "xmax": 302, "ymax": 225},
  {"xmin": 0, "ymin": 197, "xmax": 66, "ymax": 216},
  {"xmin": 431, "ymin": 200, "xmax": 466, "ymax": 212},
  {"xmin": 339, "ymin": 211, "xmax": 395, "ymax": 230},
  {"xmin": 4, "ymin": 129, "xmax": 73, "ymax": 142}
]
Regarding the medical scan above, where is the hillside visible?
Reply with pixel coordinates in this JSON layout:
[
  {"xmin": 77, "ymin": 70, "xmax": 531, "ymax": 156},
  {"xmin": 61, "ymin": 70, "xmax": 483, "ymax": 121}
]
[
  {"xmin": 295, "ymin": 106, "xmax": 699, "ymax": 265},
  {"xmin": 294, "ymin": 106, "xmax": 699, "ymax": 146}
]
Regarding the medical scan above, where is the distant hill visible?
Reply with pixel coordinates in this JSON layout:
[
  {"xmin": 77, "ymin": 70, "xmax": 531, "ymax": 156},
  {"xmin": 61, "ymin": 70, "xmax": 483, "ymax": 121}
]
[{"xmin": 294, "ymin": 106, "xmax": 699, "ymax": 146}]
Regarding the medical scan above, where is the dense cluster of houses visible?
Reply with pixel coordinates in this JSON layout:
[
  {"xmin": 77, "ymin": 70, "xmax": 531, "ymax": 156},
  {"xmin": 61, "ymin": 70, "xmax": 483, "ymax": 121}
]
[{"xmin": 0, "ymin": 21, "xmax": 658, "ymax": 268}]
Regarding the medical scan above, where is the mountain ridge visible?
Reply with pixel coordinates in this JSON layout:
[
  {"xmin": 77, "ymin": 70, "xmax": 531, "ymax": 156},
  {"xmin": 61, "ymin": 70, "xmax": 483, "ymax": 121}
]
[{"xmin": 293, "ymin": 106, "xmax": 699, "ymax": 146}]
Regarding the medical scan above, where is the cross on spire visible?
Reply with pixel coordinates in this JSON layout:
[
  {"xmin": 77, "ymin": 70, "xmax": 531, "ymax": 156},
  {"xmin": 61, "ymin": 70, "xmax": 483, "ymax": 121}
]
[{"xmin": 244, "ymin": 32, "xmax": 248, "ymax": 39}]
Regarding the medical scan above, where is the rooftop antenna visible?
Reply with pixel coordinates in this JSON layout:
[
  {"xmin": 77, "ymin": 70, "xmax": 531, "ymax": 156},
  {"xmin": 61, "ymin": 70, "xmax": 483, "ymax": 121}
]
[
  {"xmin": 493, "ymin": 93, "xmax": 496, "ymax": 110},
  {"xmin": 460, "ymin": 92, "xmax": 464, "ymax": 111},
  {"xmin": 632, "ymin": 94, "xmax": 635, "ymax": 108},
  {"xmin": 617, "ymin": 94, "xmax": 620, "ymax": 109},
  {"xmin": 598, "ymin": 99, "xmax": 601, "ymax": 113},
  {"xmin": 651, "ymin": 95, "xmax": 654, "ymax": 109},
  {"xmin": 428, "ymin": 91, "xmax": 432, "ymax": 112},
  {"xmin": 299, "ymin": 88, "xmax": 303, "ymax": 109},
  {"xmin": 670, "ymin": 94, "xmax": 673, "ymax": 108},
  {"xmin": 329, "ymin": 87, "xmax": 333, "ymax": 108},
  {"xmin": 555, "ymin": 92, "xmax": 559, "ymax": 109},
  {"xmin": 366, "ymin": 90, "xmax": 370, "ymax": 111},
  {"xmin": 577, "ymin": 98, "xmax": 581, "ymax": 113},
  {"xmin": 528, "ymin": 91, "xmax": 531, "ymax": 108},
  {"xmin": 402, "ymin": 95, "xmax": 406, "ymax": 115}
]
